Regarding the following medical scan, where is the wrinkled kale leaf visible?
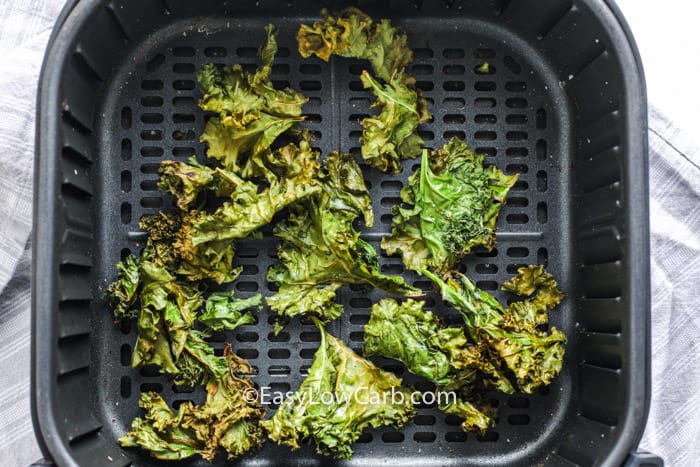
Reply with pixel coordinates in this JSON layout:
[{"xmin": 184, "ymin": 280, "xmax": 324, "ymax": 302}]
[
  {"xmin": 168, "ymin": 138, "xmax": 322, "ymax": 286},
  {"xmin": 199, "ymin": 290, "xmax": 262, "ymax": 332},
  {"xmin": 363, "ymin": 298, "xmax": 509, "ymax": 433},
  {"xmin": 363, "ymin": 266, "xmax": 565, "ymax": 433},
  {"xmin": 424, "ymin": 265, "xmax": 566, "ymax": 394},
  {"xmin": 360, "ymin": 70, "xmax": 431, "ymax": 173},
  {"xmin": 175, "ymin": 170, "xmax": 320, "ymax": 248},
  {"xmin": 439, "ymin": 395, "xmax": 496, "ymax": 435},
  {"xmin": 382, "ymin": 138, "xmax": 519, "ymax": 274},
  {"xmin": 262, "ymin": 319, "xmax": 415, "ymax": 459},
  {"xmin": 120, "ymin": 343, "xmax": 265, "ymax": 461},
  {"xmin": 198, "ymin": 24, "xmax": 308, "ymax": 174},
  {"xmin": 106, "ymin": 248, "xmax": 253, "ymax": 378},
  {"xmin": 157, "ymin": 157, "xmax": 238, "ymax": 211},
  {"xmin": 266, "ymin": 151, "xmax": 420, "ymax": 320},
  {"xmin": 297, "ymin": 8, "xmax": 412, "ymax": 82},
  {"xmin": 107, "ymin": 249, "xmax": 207, "ymax": 376},
  {"xmin": 364, "ymin": 298, "xmax": 471, "ymax": 385},
  {"xmin": 131, "ymin": 260, "xmax": 203, "ymax": 372},
  {"xmin": 240, "ymin": 128, "xmax": 321, "ymax": 184},
  {"xmin": 297, "ymin": 8, "xmax": 430, "ymax": 173},
  {"xmin": 139, "ymin": 212, "xmax": 241, "ymax": 285},
  {"xmin": 107, "ymin": 255, "xmax": 140, "ymax": 321},
  {"xmin": 154, "ymin": 137, "xmax": 321, "ymax": 285}
]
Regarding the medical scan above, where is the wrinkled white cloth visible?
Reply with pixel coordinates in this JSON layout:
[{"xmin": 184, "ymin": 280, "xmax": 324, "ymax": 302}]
[
  {"xmin": 0, "ymin": 1, "xmax": 698, "ymax": 466},
  {"xmin": 639, "ymin": 108, "xmax": 700, "ymax": 467},
  {"xmin": 0, "ymin": 0, "xmax": 63, "ymax": 293},
  {"xmin": 0, "ymin": 1, "xmax": 66, "ymax": 466}
]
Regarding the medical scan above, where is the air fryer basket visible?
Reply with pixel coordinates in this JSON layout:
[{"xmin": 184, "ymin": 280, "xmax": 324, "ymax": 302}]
[{"xmin": 32, "ymin": 1, "xmax": 655, "ymax": 466}]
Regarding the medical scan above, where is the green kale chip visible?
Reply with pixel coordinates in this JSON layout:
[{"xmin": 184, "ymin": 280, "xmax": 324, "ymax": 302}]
[
  {"xmin": 198, "ymin": 24, "xmax": 307, "ymax": 174},
  {"xmin": 170, "ymin": 138, "xmax": 322, "ymax": 284},
  {"xmin": 198, "ymin": 290, "xmax": 262, "ymax": 332},
  {"xmin": 119, "ymin": 343, "xmax": 265, "ymax": 461},
  {"xmin": 360, "ymin": 70, "xmax": 431, "ymax": 173},
  {"xmin": 297, "ymin": 8, "xmax": 412, "ymax": 82},
  {"xmin": 424, "ymin": 265, "xmax": 566, "ymax": 394},
  {"xmin": 139, "ymin": 212, "xmax": 241, "ymax": 285},
  {"xmin": 266, "ymin": 151, "xmax": 420, "ymax": 321},
  {"xmin": 131, "ymin": 260, "xmax": 203, "ymax": 372},
  {"xmin": 297, "ymin": 8, "xmax": 431, "ymax": 173},
  {"xmin": 152, "ymin": 128, "xmax": 323, "ymax": 287},
  {"xmin": 157, "ymin": 157, "xmax": 238, "ymax": 211},
  {"xmin": 364, "ymin": 298, "xmax": 472, "ymax": 385},
  {"xmin": 240, "ymin": 128, "xmax": 321, "ymax": 183},
  {"xmin": 439, "ymin": 395, "xmax": 496, "ymax": 435},
  {"xmin": 382, "ymin": 138, "xmax": 519, "ymax": 274},
  {"xmin": 106, "ymin": 248, "xmax": 249, "ymax": 376},
  {"xmin": 262, "ymin": 319, "xmax": 415, "ymax": 459},
  {"xmin": 175, "ymin": 169, "xmax": 321, "ymax": 247},
  {"xmin": 107, "ymin": 254, "xmax": 140, "ymax": 320},
  {"xmin": 363, "ymin": 298, "xmax": 511, "ymax": 433},
  {"xmin": 106, "ymin": 251, "xmax": 204, "ymax": 375}
]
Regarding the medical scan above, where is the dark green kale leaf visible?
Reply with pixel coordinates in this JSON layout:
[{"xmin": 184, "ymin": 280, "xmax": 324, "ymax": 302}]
[
  {"xmin": 363, "ymin": 298, "xmax": 511, "ymax": 433},
  {"xmin": 363, "ymin": 298, "xmax": 472, "ymax": 385},
  {"xmin": 262, "ymin": 319, "xmax": 415, "ymax": 459},
  {"xmin": 382, "ymin": 138, "xmax": 519, "ymax": 274}
]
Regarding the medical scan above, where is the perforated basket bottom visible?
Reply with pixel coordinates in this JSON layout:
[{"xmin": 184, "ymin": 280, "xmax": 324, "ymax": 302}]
[{"xmin": 95, "ymin": 15, "xmax": 573, "ymax": 466}]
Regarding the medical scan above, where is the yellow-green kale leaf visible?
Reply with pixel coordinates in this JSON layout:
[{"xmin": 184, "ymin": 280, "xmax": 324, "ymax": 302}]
[
  {"xmin": 297, "ymin": 8, "xmax": 430, "ymax": 173},
  {"xmin": 382, "ymin": 138, "xmax": 519, "ymax": 274},
  {"xmin": 140, "ymin": 212, "xmax": 241, "ymax": 285},
  {"xmin": 360, "ymin": 70, "xmax": 431, "ymax": 173},
  {"xmin": 157, "ymin": 157, "xmax": 238, "ymax": 211},
  {"xmin": 262, "ymin": 319, "xmax": 415, "ymax": 459},
  {"xmin": 424, "ymin": 266, "xmax": 566, "ymax": 394},
  {"xmin": 198, "ymin": 290, "xmax": 262, "ymax": 332},
  {"xmin": 266, "ymin": 152, "xmax": 420, "ymax": 320},
  {"xmin": 297, "ymin": 8, "xmax": 412, "ymax": 82},
  {"xmin": 169, "ymin": 139, "xmax": 322, "ymax": 285},
  {"xmin": 120, "ymin": 343, "xmax": 265, "ymax": 461},
  {"xmin": 241, "ymin": 128, "xmax": 321, "ymax": 183},
  {"xmin": 179, "ymin": 173, "xmax": 321, "ymax": 247},
  {"xmin": 439, "ymin": 395, "xmax": 496, "ymax": 435},
  {"xmin": 198, "ymin": 24, "xmax": 307, "ymax": 174},
  {"xmin": 106, "ymin": 253, "xmax": 203, "ymax": 375},
  {"xmin": 132, "ymin": 260, "xmax": 203, "ymax": 371},
  {"xmin": 107, "ymin": 254, "xmax": 140, "ymax": 321}
]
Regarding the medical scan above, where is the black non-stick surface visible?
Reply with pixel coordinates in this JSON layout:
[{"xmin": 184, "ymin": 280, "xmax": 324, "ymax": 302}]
[{"xmin": 94, "ymin": 15, "xmax": 574, "ymax": 466}]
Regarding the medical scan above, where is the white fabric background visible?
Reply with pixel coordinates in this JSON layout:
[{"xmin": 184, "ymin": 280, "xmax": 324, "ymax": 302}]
[{"xmin": 0, "ymin": 1, "xmax": 697, "ymax": 466}]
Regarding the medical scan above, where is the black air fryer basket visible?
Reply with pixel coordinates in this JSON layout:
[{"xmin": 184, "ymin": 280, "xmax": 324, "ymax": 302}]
[{"xmin": 32, "ymin": 1, "xmax": 658, "ymax": 465}]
